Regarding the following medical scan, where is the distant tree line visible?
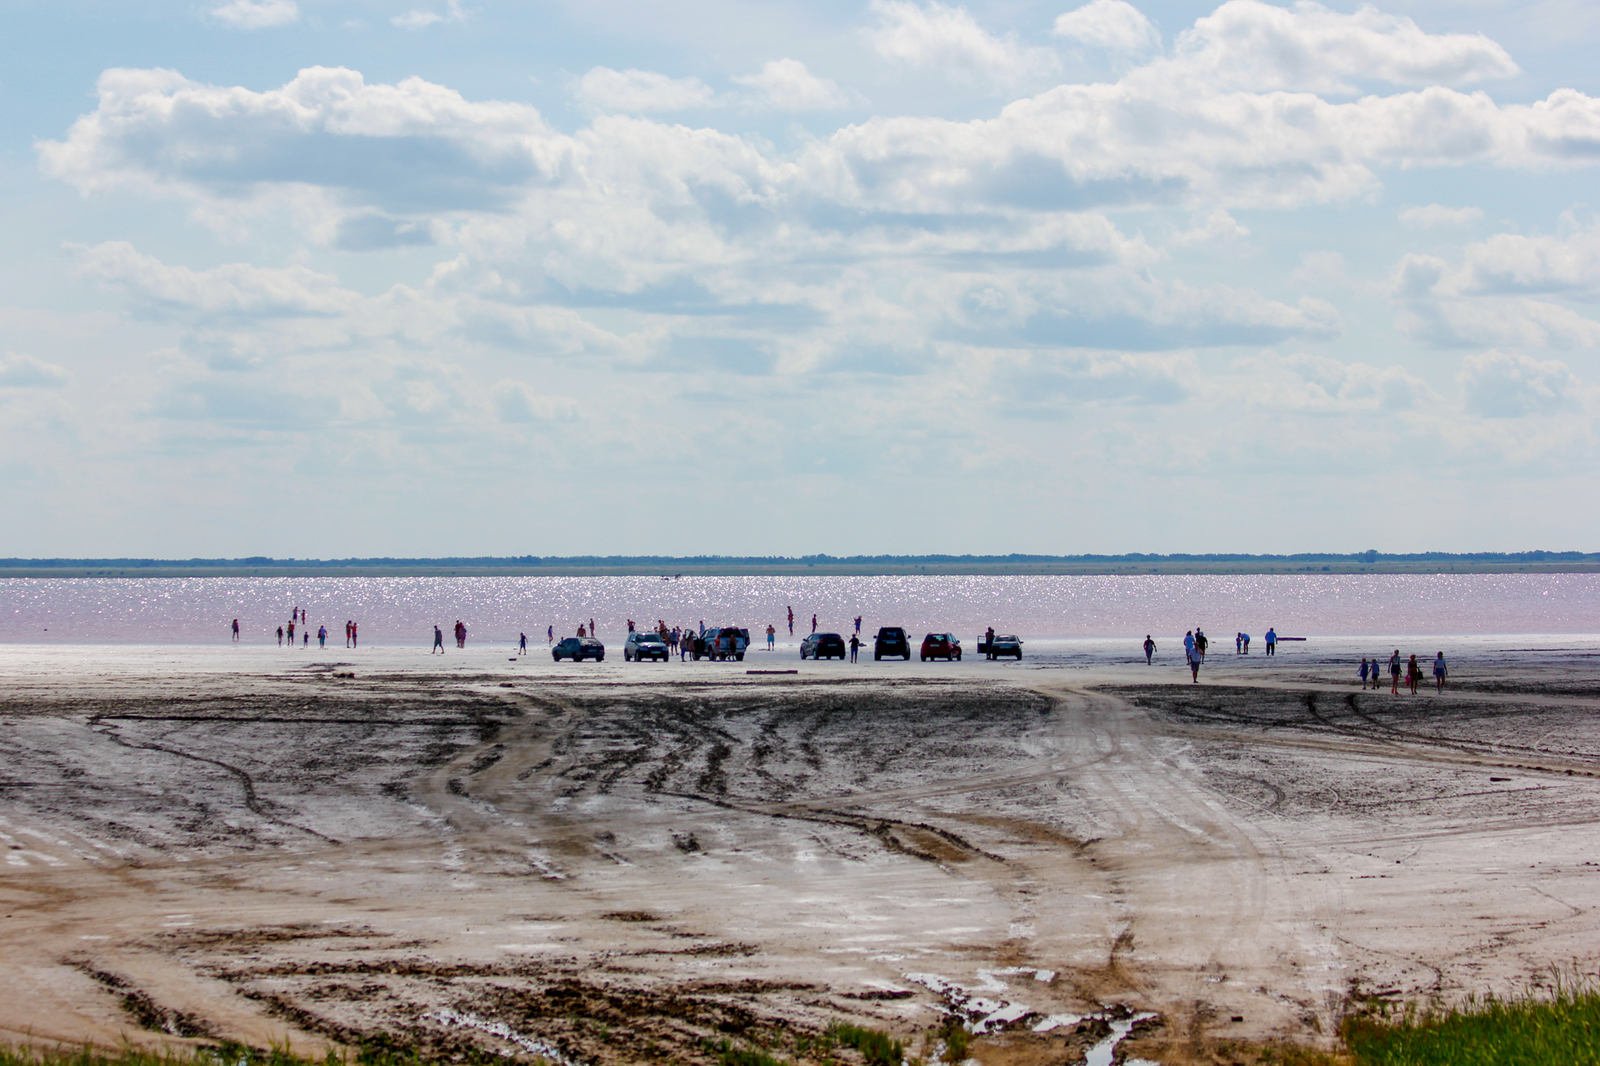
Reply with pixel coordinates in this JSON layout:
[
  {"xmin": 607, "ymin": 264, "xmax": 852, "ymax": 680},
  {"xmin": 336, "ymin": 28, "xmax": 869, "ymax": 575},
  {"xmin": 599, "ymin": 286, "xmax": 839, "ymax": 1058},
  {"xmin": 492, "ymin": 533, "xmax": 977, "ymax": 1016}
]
[{"xmin": 2, "ymin": 551, "xmax": 1597, "ymax": 569}]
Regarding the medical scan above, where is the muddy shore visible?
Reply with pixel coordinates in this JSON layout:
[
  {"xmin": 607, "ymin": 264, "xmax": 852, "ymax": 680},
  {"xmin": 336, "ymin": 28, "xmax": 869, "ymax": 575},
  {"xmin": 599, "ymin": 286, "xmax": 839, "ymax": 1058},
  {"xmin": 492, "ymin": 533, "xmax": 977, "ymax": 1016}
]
[{"xmin": 2, "ymin": 645, "xmax": 1597, "ymax": 1064}]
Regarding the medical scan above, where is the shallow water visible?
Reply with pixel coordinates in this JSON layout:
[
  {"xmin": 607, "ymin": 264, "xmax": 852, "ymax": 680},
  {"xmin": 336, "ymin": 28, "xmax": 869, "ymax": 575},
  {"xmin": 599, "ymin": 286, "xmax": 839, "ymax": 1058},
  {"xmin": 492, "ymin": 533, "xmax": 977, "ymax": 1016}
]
[{"xmin": 0, "ymin": 573, "xmax": 1596, "ymax": 645}]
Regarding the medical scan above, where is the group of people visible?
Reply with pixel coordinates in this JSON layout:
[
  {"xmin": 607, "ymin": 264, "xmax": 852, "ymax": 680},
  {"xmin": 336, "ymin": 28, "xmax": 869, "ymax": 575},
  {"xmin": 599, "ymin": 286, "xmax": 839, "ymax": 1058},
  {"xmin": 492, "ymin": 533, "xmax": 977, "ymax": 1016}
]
[
  {"xmin": 235, "ymin": 609, "xmax": 362, "ymax": 649},
  {"xmin": 1362, "ymin": 651, "xmax": 1447, "ymax": 693},
  {"xmin": 1149, "ymin": 625, "xmax": 1282, "ymax": 682}
]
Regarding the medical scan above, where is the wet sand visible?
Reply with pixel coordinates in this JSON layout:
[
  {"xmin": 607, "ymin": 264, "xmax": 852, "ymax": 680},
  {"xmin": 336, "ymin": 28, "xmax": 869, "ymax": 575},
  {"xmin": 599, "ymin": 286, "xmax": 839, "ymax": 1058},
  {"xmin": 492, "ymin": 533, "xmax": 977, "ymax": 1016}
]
[{"xmin": 1, "ymin": 642, "xmax": 1598, "ymax": 1064}]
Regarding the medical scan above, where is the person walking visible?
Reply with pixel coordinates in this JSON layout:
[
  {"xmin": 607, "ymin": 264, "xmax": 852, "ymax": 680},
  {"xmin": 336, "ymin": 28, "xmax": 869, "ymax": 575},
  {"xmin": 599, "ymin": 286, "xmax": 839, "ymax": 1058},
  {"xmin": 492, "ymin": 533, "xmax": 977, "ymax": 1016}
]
[
  {"xmin": 766, "ymin": 624, "xmax": 776, "ymax": 650},
  {"xmin": 547, "ymin": 625, "xmax": 554, "ymax": 645},
  {"xmin": 1359, "ymin": 657, "xmax": 1371, "ymax": 689},
  {"xmin": 1195, "ymin": 627, "xmax": 1208, "ymax": 658},
  {"xmin": 519, "ymin": 632, "xmax": 528, "ymax": 654},
  {"xmin": 1143, "ymin": 635, "xmax": 1156, "ymax": 665},
  {"xmin": 287, "ymin": 619, "xmax": 296, "ymax": 645},
  {"xmin": 1265, "ymin": 628, "xmax": 1278, "ymax": 656},
  {"xmin": 231, "ymin": 619, "xmax": 240, "ymax": 641},
  {"xmin": 317, "ymin": 624, "xmax": 327, "ymax": 648},
  {"xmin": 1389, "ymin": 650, "xmax": 1401, "ymax": 694},
  {"xmin": 277, "ymin": 625, "xmax": 284, "ymax": 646},
  {"xmin": 1407, "ymin": 654, "xmax": 1422, "ymax": 695},
  {"xmin": 433, "ymin": 625, "xmax": 445, "ymax": 654},
  {"xmin": 1185, "ymin": 633, "xmax": 1200, "ymax": 683},
  {"xmin": 1434, "ymin": 651, "xmax": 1448, "ymax": 692},
  {"xmin": 848, "ymin": 633, "xmax": 860, "ymax": 662}
]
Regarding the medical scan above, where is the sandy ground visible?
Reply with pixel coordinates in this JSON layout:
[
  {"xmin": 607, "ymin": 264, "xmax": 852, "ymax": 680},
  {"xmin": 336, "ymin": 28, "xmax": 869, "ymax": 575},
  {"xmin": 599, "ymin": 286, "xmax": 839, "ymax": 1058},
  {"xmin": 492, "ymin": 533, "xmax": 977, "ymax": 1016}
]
[{"xmin": 1, "ymin": 640, "xmax": 1598, "ymax": 1064}]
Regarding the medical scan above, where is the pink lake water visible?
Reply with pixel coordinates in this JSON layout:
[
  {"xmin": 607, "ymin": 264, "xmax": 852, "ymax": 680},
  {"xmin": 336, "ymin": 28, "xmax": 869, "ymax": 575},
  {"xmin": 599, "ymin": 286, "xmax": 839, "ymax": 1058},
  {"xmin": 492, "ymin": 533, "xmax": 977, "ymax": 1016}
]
[{"xmin": 0, "ymin": 574, "xmax": 1595, "ymax": 646}]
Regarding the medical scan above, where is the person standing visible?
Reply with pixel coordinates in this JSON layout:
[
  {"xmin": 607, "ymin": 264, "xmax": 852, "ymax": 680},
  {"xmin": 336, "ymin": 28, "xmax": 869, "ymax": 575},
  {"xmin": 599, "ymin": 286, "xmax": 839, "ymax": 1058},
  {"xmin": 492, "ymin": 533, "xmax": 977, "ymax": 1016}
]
[
  {"xmin": 519, "ymin": 632, "xmax": 528, "ymax": 654},
  {"xmin": 287, "ymin": 619, "xmax": 296, "ymax": 645},
  {"xmin": 766, "ymin": 624, "xmax": 776, "ymax": 650},
  {"xmin": 1143, "ymin": 635, "xmax": 1156, "ymax": 665},
  {"xmin": 317, "ymin": 624, "xmax": 327, "ymax": 648},
  {"xmin": 577, "ymin": 623, "xmax": 586, "ymax": 638},
  {"xmin": 433, "ymin": 625, "xmax": 444, "ymax": 653},
  {"xmin": 1389, "ymin": 650, "xmax": 1401, "ymax": 694},
  {"xmin": 1265, "ymin": 628, "xmax": 1277, "ymax": 656},
  {"xmin": 1434, "ymin": 652, "xmax": 1448, "ymax": 692},
  {"xmin": 854, "ymin": 616, "xmax": 862, "ymax": 635},
  {"xmin": 277, "ymin": 625, "xmax": 284, "ymax": 646},
  {"xmin": 1241, "ymin": 632, "xmax": 1250, "ymax": 654},
  {"xmin": 303, "ymin": 629, "xmax": 309, "ymax": 648},
  {"xmin": 232, "ymin": 619, "xmax": 240, "ymax": 641},
  {"xmin": 547, "ymin": 625, "xmax": 554, "ymax": 644},
  {"xmin": 787, "ymin": 607, "xmax": 794, "ymax": 636},
  {"xmin": 848, "ymin": 633, "xmax": 860, "ymax": 662},
  {"xmin": 589, "ymin": 618, "xmax": 596, "ymax": 640},
  {"xmin": 350, "ymin": 620, "xmax": 357, "ymax": 648},
  {"xmin": 1235, "ymin": 632, "xmax": 1242, "ymax": 654},
  {"xmin": 1407, "ymin": 654, "xmax": 1422, "ymax": 695},
  {"xmin": 627, "ymin": 619, "xmax": 635, "ymax": 633},
  {"xmin": 811, "ymin": 614, "xmax": 818, "ymax": 634},
  {"xmin": 985, "ymin": 626, "xmax": 996, "ymax": 660},
  {"xmin": 1359, "ymin": 657, "xmax": 1371, "ymax": 689}
]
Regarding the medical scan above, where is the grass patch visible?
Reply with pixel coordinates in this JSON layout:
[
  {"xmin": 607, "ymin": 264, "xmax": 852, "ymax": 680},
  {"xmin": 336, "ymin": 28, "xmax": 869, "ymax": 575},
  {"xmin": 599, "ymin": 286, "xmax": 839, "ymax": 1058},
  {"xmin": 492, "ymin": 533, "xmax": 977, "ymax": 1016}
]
[
  {"xmin": 824, "ymin": 1024, "xmax": 902, "ymax": 1066},
  {"xmin": 1342, "ymin": 979, "xmax": 1600, "ymax": 1066},
  {"xmin": 700, "ymin": 1037, "xmax": 792, "ymax": 1066}
]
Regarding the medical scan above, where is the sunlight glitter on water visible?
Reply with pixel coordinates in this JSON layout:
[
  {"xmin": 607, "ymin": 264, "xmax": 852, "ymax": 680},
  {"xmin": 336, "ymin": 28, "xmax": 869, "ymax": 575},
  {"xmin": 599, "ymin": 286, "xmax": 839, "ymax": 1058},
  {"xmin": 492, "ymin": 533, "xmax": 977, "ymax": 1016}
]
[{"xmin": 0, "ymin": 573, "xmax": 1596, "ymax": 644}]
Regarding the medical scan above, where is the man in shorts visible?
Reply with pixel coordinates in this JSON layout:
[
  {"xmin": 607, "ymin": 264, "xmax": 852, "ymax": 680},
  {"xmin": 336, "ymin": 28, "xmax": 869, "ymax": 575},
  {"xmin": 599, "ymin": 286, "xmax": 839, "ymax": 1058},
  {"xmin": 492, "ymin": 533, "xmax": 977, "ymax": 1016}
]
[{"xmin": 1433, "ymin": 652, "xmax": 1447, "ymax": 692}]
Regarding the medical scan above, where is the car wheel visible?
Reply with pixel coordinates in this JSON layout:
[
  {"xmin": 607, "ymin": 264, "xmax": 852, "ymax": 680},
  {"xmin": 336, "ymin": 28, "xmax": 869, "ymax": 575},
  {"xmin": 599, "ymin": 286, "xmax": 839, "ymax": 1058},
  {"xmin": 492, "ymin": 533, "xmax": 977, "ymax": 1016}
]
[
  {"xmin": 736, "ymin": 653, "xmax": 744, "ymax": 661},
  {"xmin": 874, "ymin": 652, "xmax": 881, "ymax": 660}
]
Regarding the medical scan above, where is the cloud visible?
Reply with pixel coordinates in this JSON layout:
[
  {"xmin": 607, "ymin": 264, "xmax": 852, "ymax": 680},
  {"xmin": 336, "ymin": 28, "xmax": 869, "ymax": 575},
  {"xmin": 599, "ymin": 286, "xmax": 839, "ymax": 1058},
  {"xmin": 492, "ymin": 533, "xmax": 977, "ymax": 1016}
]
[
  {"xmin": 1399, "ymin": 204, "xmax": 1484, "ymax": 228},
  {"xmin": 733, "ymin": 60, "xmax": 850, "ymax": 111},
  {"xmin": 1052, "ymin": 0, "xmax": 1160, "ymax": 54},
  {"xmin": 74, "ymin": 241, "xmax": 358, "ymax": 318},
  {"xmin": 1231, "ymin": 351, "xmax": 1435, "ymax": 412},
  {"xmin": 1166, "ymin": 0, "xmax": 1519, "ymax": 94},
  {"xmin": 864, "ymin": 0, "xmax": 1058, "ymax": 87},
  {"xmin": 393, "ymin": 0, "xmax": 465, "ymax": 30},
  {"xmin": 1172, "ymin": 208, "xmax": 1250, "ymax": 246},
  {"xmin": 1391, "ymin": 226, "xmax": 1600, "ymax": 348},
  {"xmin": 575, "ymin": 67, "xmax": 718, "ymax": 113},
  {"xmin": 210, "ymin": 0, "xmax": 299, "ymax": 29},
  {"xmin": 1459, "ymin": 350, "xmax": 1583, "ymax": 417},
  {"xmin": 491, "ymin": 379, "xmax": 580, "ymax": 422},
  {"xmin": 0, "ymin": 353, "xmax": 68, "ymax": 388}
]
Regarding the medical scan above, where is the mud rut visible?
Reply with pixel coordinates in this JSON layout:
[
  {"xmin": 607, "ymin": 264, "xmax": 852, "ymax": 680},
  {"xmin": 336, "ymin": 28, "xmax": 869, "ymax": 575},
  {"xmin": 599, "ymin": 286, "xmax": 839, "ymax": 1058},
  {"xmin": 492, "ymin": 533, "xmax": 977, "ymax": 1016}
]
[{"xmin": 2, "ymin": 670, "xmax": 1598, "ymax": 1064}]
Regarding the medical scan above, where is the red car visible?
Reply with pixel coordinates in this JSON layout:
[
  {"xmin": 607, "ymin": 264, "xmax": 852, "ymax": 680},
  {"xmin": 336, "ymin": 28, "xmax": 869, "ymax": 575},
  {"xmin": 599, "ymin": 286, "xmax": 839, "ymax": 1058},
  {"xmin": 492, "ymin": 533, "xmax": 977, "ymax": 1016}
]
[{"xmin": 920, "ymin": 633, "xmax": 962, "ymax": 661}]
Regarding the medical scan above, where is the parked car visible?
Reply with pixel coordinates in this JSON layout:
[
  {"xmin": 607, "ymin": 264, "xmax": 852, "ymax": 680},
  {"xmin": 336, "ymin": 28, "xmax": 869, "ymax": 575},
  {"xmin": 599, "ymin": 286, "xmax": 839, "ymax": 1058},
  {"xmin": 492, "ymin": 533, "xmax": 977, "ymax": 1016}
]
[
  {"xmin": 553, "ymin": 636, "xmax": 605, "ymax": 662},
  {"xmin": 920, "ymin": 633, "xmax": 961, "ymax": 661},
  {"xmin": 801, "ymin": 632, "xmax": 847, "ymax": 659},
  {"xmin": 691, "ymin": 627, "xmax": 749, "ymax": 661},
  {"xmin": 873, "ymin": 626, "xmax": 911, "ymax": 660},
  {"xmin": 978, "ymin": 634, "xmax": 1023, "ymax": 660},
  {"xmin": 624, "ymin": 631, "xmax": 669, "ymax": 661}
]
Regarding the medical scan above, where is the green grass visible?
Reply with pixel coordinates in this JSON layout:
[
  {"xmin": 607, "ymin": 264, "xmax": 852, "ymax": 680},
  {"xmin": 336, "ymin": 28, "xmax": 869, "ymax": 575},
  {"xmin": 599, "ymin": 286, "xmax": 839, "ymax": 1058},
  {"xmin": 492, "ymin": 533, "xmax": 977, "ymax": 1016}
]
[
  {"xmin": 1342, "ymin": 981, "xmax": 1600, "ymax": 1066},
  {"xmin": 823, "ymin": 1024, "xmax": 902, "ymax": 1066}
]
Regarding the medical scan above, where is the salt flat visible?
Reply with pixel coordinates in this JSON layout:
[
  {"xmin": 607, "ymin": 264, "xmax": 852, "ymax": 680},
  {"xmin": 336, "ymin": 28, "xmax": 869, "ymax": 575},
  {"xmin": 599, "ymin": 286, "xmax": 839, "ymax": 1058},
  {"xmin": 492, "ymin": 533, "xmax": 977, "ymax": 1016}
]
[{"xmin": 1, "ymin": 643, "xmax": 1597, "ymax": 1064}]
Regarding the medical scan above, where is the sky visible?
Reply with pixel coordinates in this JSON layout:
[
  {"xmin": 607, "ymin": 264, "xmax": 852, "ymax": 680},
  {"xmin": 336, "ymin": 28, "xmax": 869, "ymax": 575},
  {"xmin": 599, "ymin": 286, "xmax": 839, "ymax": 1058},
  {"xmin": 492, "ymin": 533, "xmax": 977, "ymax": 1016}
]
[{"xmin": 1, "ymin": 0, "xmax": 1598, "ymax": 558}]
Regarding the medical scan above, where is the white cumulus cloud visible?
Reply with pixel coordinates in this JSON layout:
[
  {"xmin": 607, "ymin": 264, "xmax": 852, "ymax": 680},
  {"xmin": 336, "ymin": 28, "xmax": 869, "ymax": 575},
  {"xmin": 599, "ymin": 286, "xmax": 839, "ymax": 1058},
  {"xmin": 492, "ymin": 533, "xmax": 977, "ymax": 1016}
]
[
  {"xmin": 1053, "ymin": 0, "xmax": 1160, "ymax": 54},
  {"xmin": 1166, "ymin": 0, "xmax": 1519, "ymax": 94},
  {"xmin": 865, "ymin": 0, "xmax": 1058, "ymax": 87},
  {"xmin": 576, "ymin": 67, "xmax": 719, "ymax": 113},
  {"xmin": 733, "ymin": 59, "xmax": 850, "ymax": 111},
  {"xmin": 210, "ymin": 0, "xmax": 299, "ymax": 29},
  {"xmin": 1460, "ymin": 350, "xmax": 1583, "ymax": 417}
]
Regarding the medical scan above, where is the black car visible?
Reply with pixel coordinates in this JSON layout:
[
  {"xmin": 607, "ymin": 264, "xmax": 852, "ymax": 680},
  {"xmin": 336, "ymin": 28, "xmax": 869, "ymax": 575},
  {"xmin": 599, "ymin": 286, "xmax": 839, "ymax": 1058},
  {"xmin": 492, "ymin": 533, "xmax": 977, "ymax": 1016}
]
[
  {"xmin": 553, "ymin": 636, "xmax": 605, "ymax": 662},
  {"xmin": 800, "ymin": 632, "xmax": 846, "ymax": 659},
  {"xmin": 624, "ymin": 631, "xmax": 669, "ymax": 661},
  {"xmin": 873, "ymin": 626, "xmax": 911, "ymax": 660}
]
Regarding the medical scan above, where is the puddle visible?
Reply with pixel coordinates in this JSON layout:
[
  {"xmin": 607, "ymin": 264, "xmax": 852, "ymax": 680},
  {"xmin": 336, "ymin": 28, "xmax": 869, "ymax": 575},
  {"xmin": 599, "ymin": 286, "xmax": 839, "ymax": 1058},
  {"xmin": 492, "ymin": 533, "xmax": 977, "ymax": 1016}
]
[
  {"xmin": 1084, "ymin": 1012, "xmax": 1157, "ymax": 1066},
  {"xmin": 423, "ymin": 1007, "xmax": 580, "ymax": 1066}
]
